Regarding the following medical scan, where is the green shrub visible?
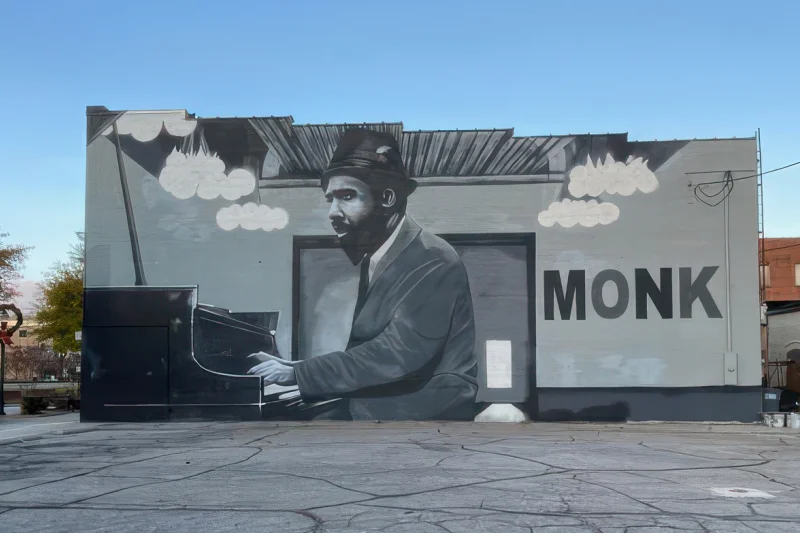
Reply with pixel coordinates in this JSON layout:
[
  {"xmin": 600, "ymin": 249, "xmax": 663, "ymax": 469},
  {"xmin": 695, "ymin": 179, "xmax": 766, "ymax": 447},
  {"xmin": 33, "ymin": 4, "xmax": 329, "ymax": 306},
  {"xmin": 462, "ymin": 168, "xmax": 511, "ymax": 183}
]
[{"xmin": 21, "ymin": 397, "xmax": 49, "ymax": 415}]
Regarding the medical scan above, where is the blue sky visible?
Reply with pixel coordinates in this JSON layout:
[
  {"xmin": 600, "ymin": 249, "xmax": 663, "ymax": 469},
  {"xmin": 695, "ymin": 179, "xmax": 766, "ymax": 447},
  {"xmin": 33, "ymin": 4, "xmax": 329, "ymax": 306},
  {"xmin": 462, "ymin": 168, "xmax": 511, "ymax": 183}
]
[{"xmin": 1, "ymin": 0, "xmax": 798, "ymax": 284}]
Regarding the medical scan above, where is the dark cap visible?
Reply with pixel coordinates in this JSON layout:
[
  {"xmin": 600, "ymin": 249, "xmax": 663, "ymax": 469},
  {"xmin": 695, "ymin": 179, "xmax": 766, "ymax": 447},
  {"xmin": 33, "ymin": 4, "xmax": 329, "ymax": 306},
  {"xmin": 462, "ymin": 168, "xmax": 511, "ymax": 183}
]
[{"xmin": 321, "ymin": 128, "xmax": 417, "ymax": 196}]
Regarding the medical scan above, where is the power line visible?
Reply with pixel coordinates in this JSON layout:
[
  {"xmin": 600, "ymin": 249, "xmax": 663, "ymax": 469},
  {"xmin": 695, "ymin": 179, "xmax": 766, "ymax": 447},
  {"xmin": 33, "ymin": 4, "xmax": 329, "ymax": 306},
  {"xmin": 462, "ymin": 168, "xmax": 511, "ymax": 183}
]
[
  {"xmin": 695, "ymin": 160, "xmax": 800, "ymax": 186},
  {"xmin": 695, "ymin": 170, "xmax": 733, "ymax": 207},
  {"xmin": 693, "ymin": 160, "xmax": 800, "ymax": 207},
  {"xmin": 761, "ymin": 241, "xmax": 800, "ymax": 254},
  {"xmin": 755, "ymin": 161, "xmax": 800, "ymax": 253},
  {"xmin": 756, "ymin": 161, "xmax": 800, "ymax": 253}
]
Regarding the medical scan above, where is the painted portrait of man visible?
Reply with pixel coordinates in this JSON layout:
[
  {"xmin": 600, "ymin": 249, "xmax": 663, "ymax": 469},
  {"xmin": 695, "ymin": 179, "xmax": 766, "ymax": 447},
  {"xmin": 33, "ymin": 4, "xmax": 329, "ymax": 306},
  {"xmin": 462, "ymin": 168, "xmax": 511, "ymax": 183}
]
[{"xmin": 248, "ymin": 128, "xmax": 479, "ymax": 420}]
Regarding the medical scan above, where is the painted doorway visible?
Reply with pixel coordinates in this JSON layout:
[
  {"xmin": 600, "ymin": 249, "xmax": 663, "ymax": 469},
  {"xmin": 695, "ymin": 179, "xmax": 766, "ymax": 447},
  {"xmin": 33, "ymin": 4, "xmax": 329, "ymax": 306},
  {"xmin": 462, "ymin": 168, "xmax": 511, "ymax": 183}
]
[{"xmin": 445, "ymin": 235, "xmax": 535, "ymax": 411}]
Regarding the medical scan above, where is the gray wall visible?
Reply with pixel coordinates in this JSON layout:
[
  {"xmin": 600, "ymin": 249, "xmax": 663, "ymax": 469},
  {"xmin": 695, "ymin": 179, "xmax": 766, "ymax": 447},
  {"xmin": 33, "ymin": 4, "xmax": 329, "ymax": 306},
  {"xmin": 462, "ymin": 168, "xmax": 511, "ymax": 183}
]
[
  {"xmin": 86, "ymin": 127, "xmax": 760, "ymax": 392},
  {"xmin": 768, "ymin": 311, "xmax": 800, "ymax": 364}
]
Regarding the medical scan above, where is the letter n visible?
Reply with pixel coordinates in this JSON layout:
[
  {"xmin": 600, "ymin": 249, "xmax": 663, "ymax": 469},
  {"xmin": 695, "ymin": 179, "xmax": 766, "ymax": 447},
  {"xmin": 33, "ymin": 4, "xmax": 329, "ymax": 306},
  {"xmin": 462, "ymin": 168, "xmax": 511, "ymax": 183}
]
[
  {"xmin": 635, "ymin": 268, "xmax": 673, "ymax": 319},
  {"xmin": 544, "ymin": 270, "xmax": 586, "ymax": 320}
]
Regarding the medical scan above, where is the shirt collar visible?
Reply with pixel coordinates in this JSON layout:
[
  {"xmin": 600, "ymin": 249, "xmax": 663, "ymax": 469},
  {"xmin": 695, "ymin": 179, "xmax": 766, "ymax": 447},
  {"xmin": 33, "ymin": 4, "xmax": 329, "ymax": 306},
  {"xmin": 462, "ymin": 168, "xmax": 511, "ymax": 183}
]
[{"xmin": 368, "ymin": 215, "xmax": 406, "ymax": 281}]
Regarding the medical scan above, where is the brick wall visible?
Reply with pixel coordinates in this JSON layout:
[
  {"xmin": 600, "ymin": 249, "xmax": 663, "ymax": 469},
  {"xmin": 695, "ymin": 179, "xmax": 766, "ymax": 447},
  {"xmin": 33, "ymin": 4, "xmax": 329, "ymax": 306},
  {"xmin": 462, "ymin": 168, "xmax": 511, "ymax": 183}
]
[{"xmin": 761, "ymin": 238, "xmax": 800, "ymax": 302}]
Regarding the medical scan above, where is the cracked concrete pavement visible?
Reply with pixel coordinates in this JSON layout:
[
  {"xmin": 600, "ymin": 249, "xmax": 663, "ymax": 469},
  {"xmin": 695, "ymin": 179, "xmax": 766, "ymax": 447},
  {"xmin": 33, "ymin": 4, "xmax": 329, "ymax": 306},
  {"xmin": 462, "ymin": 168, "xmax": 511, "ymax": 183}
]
[{"xmin": 0, "ymin": 419, "xmax": 799, "ymax": 532}]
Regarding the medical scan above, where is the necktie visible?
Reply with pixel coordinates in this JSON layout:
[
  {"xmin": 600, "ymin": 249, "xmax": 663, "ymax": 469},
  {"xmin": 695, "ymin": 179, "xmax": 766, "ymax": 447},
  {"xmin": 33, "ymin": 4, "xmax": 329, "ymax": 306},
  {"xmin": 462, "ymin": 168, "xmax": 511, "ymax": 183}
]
[{"xmin": 353, "ymin": 253, "xmax": 371, "ymax": 323}]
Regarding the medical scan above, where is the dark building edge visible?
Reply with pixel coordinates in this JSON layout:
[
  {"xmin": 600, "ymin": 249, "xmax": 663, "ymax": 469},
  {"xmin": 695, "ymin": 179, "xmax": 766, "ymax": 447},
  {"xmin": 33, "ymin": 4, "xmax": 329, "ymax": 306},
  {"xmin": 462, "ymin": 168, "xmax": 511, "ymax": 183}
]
[
  {"xmin": 82, "ymin": 387, "xmax": 762, "ymax": 423},
  {"xmin": 535, "ymin": 386, "xmax": 762, "ymax": 423}
]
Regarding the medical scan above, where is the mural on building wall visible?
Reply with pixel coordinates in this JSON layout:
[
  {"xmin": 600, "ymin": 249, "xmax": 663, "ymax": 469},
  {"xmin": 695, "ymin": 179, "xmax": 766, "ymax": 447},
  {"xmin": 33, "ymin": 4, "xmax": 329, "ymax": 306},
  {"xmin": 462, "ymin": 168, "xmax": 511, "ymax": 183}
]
[{"xmin": 83, "ymin": 108, "xmax": 706, "ymax": 422}]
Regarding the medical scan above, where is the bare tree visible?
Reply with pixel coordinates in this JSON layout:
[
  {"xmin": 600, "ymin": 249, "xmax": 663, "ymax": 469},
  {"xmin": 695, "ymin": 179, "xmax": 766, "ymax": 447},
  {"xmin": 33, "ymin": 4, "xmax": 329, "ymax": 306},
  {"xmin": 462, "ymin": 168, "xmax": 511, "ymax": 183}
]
[
  {"xmin": 4, "ymin": 346, "xmax": 66, "ymax": 381},
  {"xmin": 6, "ymin": 347, "xmax": 34, "ymax": 380}
]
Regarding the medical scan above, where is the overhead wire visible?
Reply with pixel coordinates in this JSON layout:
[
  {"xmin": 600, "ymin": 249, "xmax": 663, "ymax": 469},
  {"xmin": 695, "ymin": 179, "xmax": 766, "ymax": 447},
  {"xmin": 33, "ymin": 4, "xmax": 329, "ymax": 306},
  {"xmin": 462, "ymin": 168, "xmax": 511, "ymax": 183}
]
[
  {"xmin": 694, "ymin": 160, "xmax": 800, "ymax": 185},
  {"xmin": 761, "ymin": 241, "xmax": 800, "ymax": 253},
  {"xmin": 690, "ymin": 159, "xmax": 800, "ymax": 253},
  {"xmin": 692, "ymin": 160, "xmax": 800, "ymax": 207},
  {"xmin": 694, "ymin": 170, "xmax": 734, "ymax": 207}
]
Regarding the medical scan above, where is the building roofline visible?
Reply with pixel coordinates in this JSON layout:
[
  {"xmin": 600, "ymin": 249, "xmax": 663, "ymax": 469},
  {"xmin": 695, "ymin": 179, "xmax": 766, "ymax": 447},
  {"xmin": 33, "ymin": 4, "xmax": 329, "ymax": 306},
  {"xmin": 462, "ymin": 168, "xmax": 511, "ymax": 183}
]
[{"xmin": 87, "ymin": 106, "xmax": 754, "ymax": 142}]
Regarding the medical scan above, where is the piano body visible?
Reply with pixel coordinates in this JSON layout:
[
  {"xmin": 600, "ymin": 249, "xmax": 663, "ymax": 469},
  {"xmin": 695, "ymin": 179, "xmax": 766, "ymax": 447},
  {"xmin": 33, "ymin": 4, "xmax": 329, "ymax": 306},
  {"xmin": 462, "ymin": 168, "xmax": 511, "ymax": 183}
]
[{"xmin": 81, "ymin": 286, "xmax": 340, "ymax": 422}]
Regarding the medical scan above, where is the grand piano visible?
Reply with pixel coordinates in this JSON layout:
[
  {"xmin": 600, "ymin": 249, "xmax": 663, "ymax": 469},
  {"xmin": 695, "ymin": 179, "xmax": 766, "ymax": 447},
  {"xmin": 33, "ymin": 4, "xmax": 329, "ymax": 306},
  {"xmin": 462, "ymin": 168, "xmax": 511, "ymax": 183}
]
[{"xmin": 81, "ymin": 286, "xmax": 340, "ymax": 422}]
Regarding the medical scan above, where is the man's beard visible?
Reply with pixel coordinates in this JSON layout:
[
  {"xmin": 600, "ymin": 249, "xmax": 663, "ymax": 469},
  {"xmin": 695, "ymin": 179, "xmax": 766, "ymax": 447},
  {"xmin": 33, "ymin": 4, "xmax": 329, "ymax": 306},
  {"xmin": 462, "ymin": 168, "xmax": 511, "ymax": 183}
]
[{"xmin": 336, "ymin": 212, "xmax": 393, "ymax": 265}]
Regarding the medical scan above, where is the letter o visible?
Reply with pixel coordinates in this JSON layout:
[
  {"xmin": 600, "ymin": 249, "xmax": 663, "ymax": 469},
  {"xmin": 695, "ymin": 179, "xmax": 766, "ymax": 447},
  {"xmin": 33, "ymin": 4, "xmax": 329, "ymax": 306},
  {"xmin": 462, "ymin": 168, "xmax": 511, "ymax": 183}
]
[{"xmin": 591, "ymin": 269, "xmax": 629, "ymax": 319}]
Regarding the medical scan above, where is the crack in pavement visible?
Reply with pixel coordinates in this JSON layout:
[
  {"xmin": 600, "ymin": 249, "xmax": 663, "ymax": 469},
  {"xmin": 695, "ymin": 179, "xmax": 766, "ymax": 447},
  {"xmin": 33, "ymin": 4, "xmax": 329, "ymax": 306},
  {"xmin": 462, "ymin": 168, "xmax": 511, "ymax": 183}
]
[
  {"xmin": 0, "ymin": 502, "xmax": 324, "ymax": 531},
  {"xmin": 558, "ymin": 494, "xmax": 572, "ymax": 514},
  {"xmin": 83, "ymin": 474, "xmax": 167, "ymax": 481},
  {"xmin": 433, "ymin": 453, "xmax": 473, "ymax": 467},
  {"xmin": 461, "ymin": 445, "xmax": 564, "ymax": 470},
  {"xmin": 0, "ymin": 447, "xmax": 198, "ymax": 497},
  {"xmin": 3, "ymin": 499, "xmax": 797, "ymax": 531},
  {"xmin": 247, "ymin": 469, "xmax": 378, "ymax": 498},
  {"xmin": 571, "ymin": 473, "xmax": 666, "ymax": 514},
  {"xmin": 224, "ymin": 464, "xmax": 428, "ymax": 480},
  {"xmin": 443, "ymin": 516, "xmax": 539, "ymax": 533},
  {"xmin": 304, "ymin": 469, "xmax": 568, "ymax": 512},
  {"xmin": 757, "ymin": 450, "xmax": 778, "ymax": 460},
  {"xmin": 462, "ymin": 444, "xmax": 774, "ymax": 474},
  {"xmin": 637, "ymin": 442, "xmax": 756, "ymax": 462},
  {"xmin": 470, "ymin": 437, "xmax": 513, "ymax": 447},
  {"xmin": 738, "ymin": 467, "xmax": 799, "ymax": 491},
  {"xmin": 241, "ymin": 430, "xmax": 291, "ymax": 446},
  {"xmin": 431, "ymin": 521, "xmax": 459, "ymax": 533},
  {"xmin": 345, "ymin": 509, "xmax": 369, "ymax": 527},
  {"xmin": 414, "ymin": 521, "xmax": 451, "ymax": 532},
  {"xmin": 726, "ymin": 517, "xmax": 759, "ymax": 532},
  {"xmin": 354, "ymin": 501, "xmax": 800, "ymax": 524},
  {"xmin": 63, "ymin": 447, "xmax": 267, "ymax": 506},
  {"xmin": 293, "ymin": 509, "xmax": 322, "ymax": 533}
]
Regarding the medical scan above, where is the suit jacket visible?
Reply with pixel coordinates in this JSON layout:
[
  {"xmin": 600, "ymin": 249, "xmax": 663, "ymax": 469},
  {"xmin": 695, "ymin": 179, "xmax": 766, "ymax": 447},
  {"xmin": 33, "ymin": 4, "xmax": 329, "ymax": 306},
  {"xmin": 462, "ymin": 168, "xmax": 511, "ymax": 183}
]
[{"xmin": 294, "ymin": 216, "xmax": 479, "ymax": 420}]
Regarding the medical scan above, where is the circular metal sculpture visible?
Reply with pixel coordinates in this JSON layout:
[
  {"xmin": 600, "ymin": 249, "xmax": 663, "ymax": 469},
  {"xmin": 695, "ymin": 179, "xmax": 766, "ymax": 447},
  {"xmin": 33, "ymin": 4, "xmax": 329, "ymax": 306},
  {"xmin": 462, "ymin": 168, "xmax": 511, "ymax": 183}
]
[
  {"xmin": 0, "ymin": 303, "xmax": 23, "ymax": 344},
  {"xmin": 0, "ymin": 303, "xmax": 23, "ymax": 415}
]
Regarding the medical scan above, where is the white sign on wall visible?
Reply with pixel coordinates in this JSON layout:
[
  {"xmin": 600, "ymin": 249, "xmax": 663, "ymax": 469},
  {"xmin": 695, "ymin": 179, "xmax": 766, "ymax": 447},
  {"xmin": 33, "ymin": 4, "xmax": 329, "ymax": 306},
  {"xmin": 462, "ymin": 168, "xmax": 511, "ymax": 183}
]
[{"xmin": 486, "ymin": 340, "xmax": 512, "ymax": 388}]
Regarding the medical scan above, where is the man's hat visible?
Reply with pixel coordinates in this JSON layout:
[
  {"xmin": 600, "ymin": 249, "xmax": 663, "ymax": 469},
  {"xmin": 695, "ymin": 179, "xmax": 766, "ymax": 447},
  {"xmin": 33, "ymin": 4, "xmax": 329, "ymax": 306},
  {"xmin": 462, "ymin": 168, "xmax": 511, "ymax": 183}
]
[{"xmin": 321, "ymin": 128, "xmax": 417, "ymax": 196}]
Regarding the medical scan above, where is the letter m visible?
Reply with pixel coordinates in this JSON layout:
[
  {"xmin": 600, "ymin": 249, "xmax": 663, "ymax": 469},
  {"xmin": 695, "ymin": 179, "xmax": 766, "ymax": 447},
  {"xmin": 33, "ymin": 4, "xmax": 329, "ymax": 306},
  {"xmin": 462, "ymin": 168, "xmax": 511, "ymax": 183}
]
[{"xmin": 544, "ymin": 270, "xmax": 586, "ymax": 320}]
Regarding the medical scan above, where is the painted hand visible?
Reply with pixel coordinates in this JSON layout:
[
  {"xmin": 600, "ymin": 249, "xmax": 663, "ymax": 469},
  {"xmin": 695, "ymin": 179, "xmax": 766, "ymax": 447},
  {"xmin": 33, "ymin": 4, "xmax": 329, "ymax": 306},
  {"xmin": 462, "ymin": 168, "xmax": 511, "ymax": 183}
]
[
  {"xmin": 247, "ymin": 353, "xmax": 298, "ymax": 386},
  {"xmin": 247, "ymin": 350, "xmax": 298, "ymax": 365}
]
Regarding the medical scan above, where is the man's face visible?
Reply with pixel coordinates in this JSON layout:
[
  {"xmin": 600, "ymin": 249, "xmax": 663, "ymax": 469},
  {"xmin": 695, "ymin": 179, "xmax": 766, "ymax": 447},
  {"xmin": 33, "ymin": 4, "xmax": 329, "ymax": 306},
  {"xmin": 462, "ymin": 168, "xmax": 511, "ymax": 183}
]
[{"xmin": 325, "ymin": 175, "xmax": 377, "ymax": 237}]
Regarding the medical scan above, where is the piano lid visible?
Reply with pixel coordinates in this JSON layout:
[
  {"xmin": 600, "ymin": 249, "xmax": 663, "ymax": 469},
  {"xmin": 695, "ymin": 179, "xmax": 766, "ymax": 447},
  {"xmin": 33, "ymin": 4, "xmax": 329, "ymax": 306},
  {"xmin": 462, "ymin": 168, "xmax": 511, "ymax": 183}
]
[
  {"xmin": 197, "ymin": 303, "xmax": 279, "ymax": 333},
  {"xmin": 194, "ymin": 305, "xmax": 280, "ymax": 376}
]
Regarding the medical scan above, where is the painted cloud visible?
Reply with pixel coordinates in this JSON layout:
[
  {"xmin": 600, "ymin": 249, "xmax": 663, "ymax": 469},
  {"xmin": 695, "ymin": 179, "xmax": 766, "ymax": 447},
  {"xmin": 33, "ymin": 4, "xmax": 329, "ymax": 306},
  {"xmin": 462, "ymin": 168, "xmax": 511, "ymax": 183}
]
[
  {"xmin": 537, "ymin": 199, "xmax": 620, "ymax": 228},
  {"xmin": 104, "ymin": 112, "xmax": 198, "ymax": 142},
  {"xmin": 216, "ymin": 203, "xmax": 289, "ymax": 232},
  {"xmin": 568, "ymin": 154, "xmax": 658, "ymax": 197},
  {"xmin": 158, "ymin": 149, "xmax": 256, "ymax": 201}
]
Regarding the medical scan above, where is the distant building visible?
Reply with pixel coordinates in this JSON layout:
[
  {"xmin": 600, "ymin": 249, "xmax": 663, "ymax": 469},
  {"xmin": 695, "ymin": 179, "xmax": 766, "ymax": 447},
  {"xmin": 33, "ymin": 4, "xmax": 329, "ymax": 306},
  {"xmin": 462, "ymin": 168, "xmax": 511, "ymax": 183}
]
[
  {"xmin": 760, "ymin": 238, "xmax": 800, "ymax": 304},
  {"xmin": 7, "ymin": 321, "xmax": 45, "ymax": 348},
  {"xmin": 760, "ymin": 238, "xmax": 800, "ymax": 393}
]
